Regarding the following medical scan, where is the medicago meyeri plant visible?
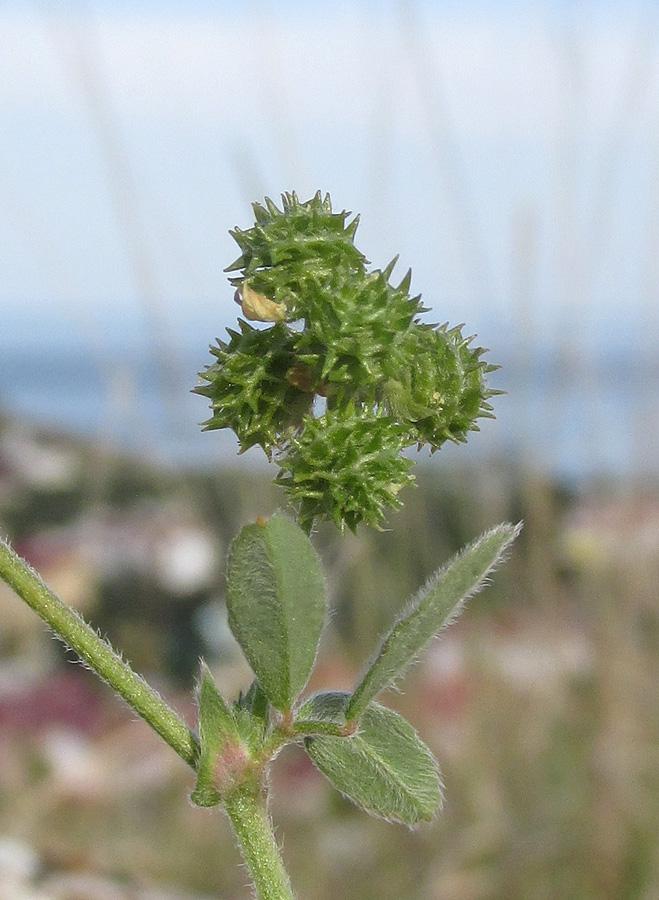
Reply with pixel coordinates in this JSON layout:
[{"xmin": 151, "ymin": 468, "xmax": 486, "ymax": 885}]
[{"xmin": 0, "ymin": 192, "xmax": 520, "ymax": 900}]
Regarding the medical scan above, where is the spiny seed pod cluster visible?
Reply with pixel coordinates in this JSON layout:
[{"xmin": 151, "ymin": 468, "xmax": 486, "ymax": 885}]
[{"xmin": 196, "ymin": 192, "xmax": 498, "ymax": 531}]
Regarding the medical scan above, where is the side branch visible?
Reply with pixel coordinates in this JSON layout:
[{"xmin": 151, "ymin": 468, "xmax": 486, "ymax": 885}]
[{"xmin": 0, "ymin": 537, "xmax": 200, "ymax": 769}]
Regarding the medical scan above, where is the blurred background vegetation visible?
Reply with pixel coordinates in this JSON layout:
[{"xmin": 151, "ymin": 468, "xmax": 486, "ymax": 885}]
[
  {"xmin": 2, "ymin": 0, "xmax": 659, "ymax": 898},
  {"xmin": 1, "ymin": 419, "xmax": 658, "ymax": 900}
]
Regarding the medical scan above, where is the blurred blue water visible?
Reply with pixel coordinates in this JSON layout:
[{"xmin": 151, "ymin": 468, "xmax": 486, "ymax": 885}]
[{"xmin": 1, "ymin": 333, "xmax": 657, "ymax": 481}]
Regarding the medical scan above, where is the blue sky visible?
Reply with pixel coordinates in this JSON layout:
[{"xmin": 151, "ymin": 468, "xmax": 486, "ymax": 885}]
[
  {"xmin": 2, "ymin": 0, "xmax": 658, "ymax": 475},
  {"xmin": 1, "ymin": 0, "xmax": 657, "ymax": 359}
]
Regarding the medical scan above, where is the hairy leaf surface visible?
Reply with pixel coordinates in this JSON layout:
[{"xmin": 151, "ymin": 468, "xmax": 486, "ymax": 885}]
[
  {"xmin": 346, "ymin": 523, "xmax": 522, "ymax": 720},
  {"xmin": 226, "ymin": 512, "xmax": 326, "ymax": 711},
  {"xmin": 302, "ymin": 692, "xmax": 441, "ymax": 826},
  {"xmin": 191, "ymin": 664, "xmax": 242, "ymax": 807}
]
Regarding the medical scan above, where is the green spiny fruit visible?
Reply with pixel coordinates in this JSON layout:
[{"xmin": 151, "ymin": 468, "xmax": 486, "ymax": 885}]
[
  {"xmin": 196, "ymin": 321, "xmax": 313, "ymax": 457},
  {"xmin": 198, "ymin": 192, "xmax": 498, "ymax": 531},
  {"xmin": 291, "ymin": 262, "xmax": 425, "ymax": 395},
  {"xmin": 226, "ymin": 191, "xmax": 368, "ymax": 321},
  {"xmin": 384, "ymin": 324, "xmax": 499, "ymax": 451},
  {"xmin": 276, "ymin": 405, "xmax": 415, "ymax": 533}
]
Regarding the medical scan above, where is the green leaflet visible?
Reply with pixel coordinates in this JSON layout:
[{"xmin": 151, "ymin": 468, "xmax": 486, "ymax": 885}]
[
  {"xmin": 233, "ymin": 679, "xmax": 271, "ymax": 751},
  {"xmin": 302, "ymin": 692, "xmax": 442, "ymax": 827},
  {"xmin": 346, "ymin": 523, "xmax": 522, "ymax": 721},
  {"xmin": 236, "ymin": 679, "xmax": 270, "ymax": 727},
  {"xmin": 191, "ymin": 664, "xmax": 247, "ymax": 807},
  {"xmin": 226, "ymin": 512, "xmax": 327, "ymax": 712}
]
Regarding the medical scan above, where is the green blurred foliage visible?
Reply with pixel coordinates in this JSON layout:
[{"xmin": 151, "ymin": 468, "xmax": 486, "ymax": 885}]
[{"xmin": 2, "ymin": 418, "xmax": 659, "ymax": 899}]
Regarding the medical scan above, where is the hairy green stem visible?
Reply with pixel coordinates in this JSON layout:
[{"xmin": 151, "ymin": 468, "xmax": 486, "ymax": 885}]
[
  {"xmin": 254, "ymin": 718, "xmax": 353, "ymax": 770},
  {"xmin": 0, "ymin": 537, "xmax": 297, "ymax": 898},
  {"xmin": 0, "ymin": 537, "xmax": 200, "ymax": 769},
  {"xmin": 224, "ymin": 788, "xmax": 295, "ymax": 900}
]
